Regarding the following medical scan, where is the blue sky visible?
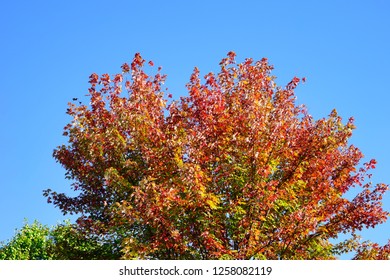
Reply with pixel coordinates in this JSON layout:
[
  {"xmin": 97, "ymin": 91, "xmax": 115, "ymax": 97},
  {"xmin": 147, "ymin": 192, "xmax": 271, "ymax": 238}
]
[{"xmin": 1, "ymin": 0, "xmax": 389, "ymax": 257}]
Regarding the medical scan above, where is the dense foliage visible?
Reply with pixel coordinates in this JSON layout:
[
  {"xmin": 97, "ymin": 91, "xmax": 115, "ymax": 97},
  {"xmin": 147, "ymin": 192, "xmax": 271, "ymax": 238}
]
[
  {"xmin": 0, "ymin": 221, "xmax": 119, "ymax": 260},
  {"xmin": 41, "ymin": 52, "xmax": 389, "ymax": 259},
  {"xmin": 0, "ymin": 221, "xmax": 52, "ymax": 260}
]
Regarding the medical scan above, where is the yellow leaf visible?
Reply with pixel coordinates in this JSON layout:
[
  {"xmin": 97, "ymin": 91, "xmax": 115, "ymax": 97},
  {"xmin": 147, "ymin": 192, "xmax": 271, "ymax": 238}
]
[
  {"xmin": 207, "ymin": 199, "xmax": 218, "ymax": 209},
  {"xmin": 199, "ymin": 185, "xmax": 206, "ymax": 198},
  {"xmin": 206, "ymin": 194, "xmax": 220, "ymax": 209},
  {"xmin": 174, "ymin": 151, "xmax": 183, "ymax": 168}
]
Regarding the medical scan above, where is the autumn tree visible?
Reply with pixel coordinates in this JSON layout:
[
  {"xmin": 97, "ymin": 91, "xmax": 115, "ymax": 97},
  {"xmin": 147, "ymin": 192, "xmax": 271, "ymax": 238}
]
[{"xmin": 44, "ymin": 52, "xmax": 389, "ymax": 259}]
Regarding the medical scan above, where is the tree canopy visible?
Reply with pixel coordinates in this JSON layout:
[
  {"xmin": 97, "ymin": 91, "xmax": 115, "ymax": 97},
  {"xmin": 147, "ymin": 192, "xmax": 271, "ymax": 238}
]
[
  {"xmin": 0, "ymin": 220, "xmax": 120, "ymax": 260},
  {"xmin": 0, "ymin": 221, "xmax": 52, "ymax": 260},
  {"xmin": 42, "ymin": 52, "xmax": 389, "ymax": 259}
]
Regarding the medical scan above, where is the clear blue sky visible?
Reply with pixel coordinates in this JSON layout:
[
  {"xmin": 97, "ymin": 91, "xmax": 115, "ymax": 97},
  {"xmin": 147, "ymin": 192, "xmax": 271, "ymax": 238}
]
[{"xmin": 1, "ymin": 0, "xmax": 389, "ymax": 257}]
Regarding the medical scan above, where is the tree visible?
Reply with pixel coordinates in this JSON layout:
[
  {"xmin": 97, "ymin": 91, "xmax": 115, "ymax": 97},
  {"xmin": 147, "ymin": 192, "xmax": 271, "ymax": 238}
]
[
  {"xmin": 0, "ymin": 220, "xmax": 119, "ymax": 260},
  {"xmin": 0, "ymin": 221, "xmax": 52, "ymax": 260},
  {"xmin": 44, "ymin": 52, "xmax": 389, "ymax": 259}
]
